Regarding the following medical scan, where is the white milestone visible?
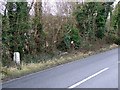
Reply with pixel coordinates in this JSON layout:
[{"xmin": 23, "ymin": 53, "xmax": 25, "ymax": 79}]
[{"xmin": 13, "ymin": 52, "xmax": 20, "ymax": 65}]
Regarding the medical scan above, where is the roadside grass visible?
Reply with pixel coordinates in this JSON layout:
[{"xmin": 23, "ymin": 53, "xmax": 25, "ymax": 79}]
[{"xmin": 1, "ymin": 44, "xmax": 118, "ymax": 82}]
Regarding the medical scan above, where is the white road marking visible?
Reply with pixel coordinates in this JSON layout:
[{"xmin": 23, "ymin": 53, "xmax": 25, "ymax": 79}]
[{"xmin": 68, "ymin": 67, "xmax": 109, "ymax": 89}]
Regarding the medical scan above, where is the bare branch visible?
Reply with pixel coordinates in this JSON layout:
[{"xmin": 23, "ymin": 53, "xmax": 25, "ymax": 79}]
[{"xmin": 28, "ymin": 0, "xmax": 34, "ymax": 12}]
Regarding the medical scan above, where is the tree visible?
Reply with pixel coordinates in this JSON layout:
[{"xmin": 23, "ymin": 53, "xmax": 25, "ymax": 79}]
[
  {"xmin": 33, "ymin": 0, "xmax": 45, "ymax": 53},
  {"xmin": 74, "ymin": 2, "xmax": 113, "ymax": 41},
  {"xmin": 109, "ymin": 1, "xmax": 120, "ymax": 45},
  {"xmin": 2, "ymin": 1, "xmax": 30, "ymax": 66},
  {"xmin": 74, "ymin": 2, "xmax": 98, "ymax": 41},
  {"xmin": 95, "ymin": 2, "xmax": 113, "ymax": 39}
]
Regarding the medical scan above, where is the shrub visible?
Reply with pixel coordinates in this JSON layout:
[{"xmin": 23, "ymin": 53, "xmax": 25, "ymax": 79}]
[{"xmin": 115, "ymin": 37, "xmax": 120, "ymax": 45}]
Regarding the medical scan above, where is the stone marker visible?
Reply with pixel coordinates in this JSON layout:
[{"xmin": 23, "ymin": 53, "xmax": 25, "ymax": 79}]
[{"xmin": 13, "ymin": 52, "xmax": 20, "ymax": 65}]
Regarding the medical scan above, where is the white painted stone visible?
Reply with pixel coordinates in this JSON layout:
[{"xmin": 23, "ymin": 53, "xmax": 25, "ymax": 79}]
[{"xmin": 13, "ymin": 52, "xmax": 20, "ymax": 64}]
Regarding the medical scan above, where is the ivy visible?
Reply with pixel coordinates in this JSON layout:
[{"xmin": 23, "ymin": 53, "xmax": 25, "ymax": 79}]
[{"xmin": 63, "ymin": 25, "xmax": 81, "ymax": 50}]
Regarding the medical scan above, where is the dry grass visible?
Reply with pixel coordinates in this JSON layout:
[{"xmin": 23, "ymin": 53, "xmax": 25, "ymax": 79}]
[{"xmin": 1, "ymin": 44, "xmax": 118, "ymax": 82}]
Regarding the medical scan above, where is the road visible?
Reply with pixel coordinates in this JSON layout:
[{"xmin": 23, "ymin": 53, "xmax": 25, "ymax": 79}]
[{"xmin": 2, "ymin": 48, "xmax": 119, "ymax": 88}]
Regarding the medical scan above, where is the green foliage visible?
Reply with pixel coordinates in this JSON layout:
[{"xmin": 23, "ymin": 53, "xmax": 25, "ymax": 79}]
[
  {"xmin": 64, "ymin": 34, "xmax": 71, "ymax": 49},
  {"xmin": 2, "ymin": 1, "xmax": 30, "ymax": 66},
  {"xmin": 74, "ymin": 2, "xmax": 97, "ymax": 39},
  {"xmin": 111, "ymin": 3, "xmax": 119, "ymax": 30},
  {"xmin": 63, "ymin": 25, "xmax": 81, "ymax": 50},
  {"xmin": 95, "ymin": 28, "xmax": 105, "ymax": 39},
  {"xmin": 71, "ymin": 26, "xmax": 81, "ymax": 48},
  {"xmin": 115, "ymin": 37, "xmax": 120, "ymax": 45},
  {"xmin": 74, "ymin": 2, "xmax": 113, "ymax": 40},
  {"xmin": 58, "ymin": 24, "xmax": 81, "ymax": 51},
  {"xmin": 107, "ymin": 2, "xmax": 120, "ymax": 45},
  {"xmin": 2, "ymin": 1, "xmax": 118, "ymax": 68},
  {"xmin": 2, "ymin": 1, "xmax": 46, "ymax": 66}
]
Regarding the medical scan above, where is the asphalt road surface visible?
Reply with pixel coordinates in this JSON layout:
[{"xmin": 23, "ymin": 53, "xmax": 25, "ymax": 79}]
[{"xmin": 2, "ymin": 48, "xmax": 119, "ymax": 88}]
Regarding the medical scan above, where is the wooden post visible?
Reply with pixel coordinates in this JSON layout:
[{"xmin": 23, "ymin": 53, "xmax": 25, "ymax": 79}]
[{"xmin": 71, "ymin": 41, "xmax": 75, "ymax": 51}]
